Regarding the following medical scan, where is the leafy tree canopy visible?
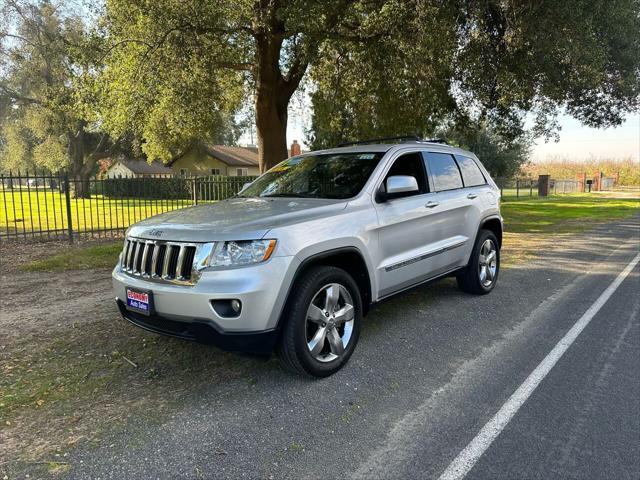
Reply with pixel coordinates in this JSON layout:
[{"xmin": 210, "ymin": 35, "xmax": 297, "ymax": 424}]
[
  {"xmin": 440, "ymin": 123, "xmax": 531, "ymax": 178},
  {"xmin": 0, "ymin": 0, "xmax": 118, "ymax": 196},
  {"xmin": 99, "ymin": 0, "xmax": 415, "ymax": 171},
  {"xmin": 308, "ymin": 0, "xmax": 640, "ymax": 149}
]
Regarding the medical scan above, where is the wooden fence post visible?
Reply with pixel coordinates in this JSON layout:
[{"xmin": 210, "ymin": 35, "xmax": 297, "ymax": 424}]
[{"xmin": 64, "ymin": 172, "xmax": 73, "ymax": 243}]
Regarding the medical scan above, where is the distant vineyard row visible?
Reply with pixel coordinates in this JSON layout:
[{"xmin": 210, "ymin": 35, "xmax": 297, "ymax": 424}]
[{"xmin": 522, "ymin": 158, "xmax": 639, "ymax": 186}]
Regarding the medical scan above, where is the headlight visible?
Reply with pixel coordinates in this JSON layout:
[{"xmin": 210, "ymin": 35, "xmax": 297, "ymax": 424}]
[{"xmin": 208, "ymin": 239, "xmax": 277, "ymax": 267}]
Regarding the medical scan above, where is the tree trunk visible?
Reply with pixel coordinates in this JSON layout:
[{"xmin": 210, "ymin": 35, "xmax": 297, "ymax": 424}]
[
  {"xmin": 74, "ymin": 171, "xmax": 92, "ymax": 198},
  {"xmin": 67, "ymin": 129, "xmax": 96, "ymax": 198},
  {"xmin": 255, "ymin": 94, "xmax": 289, "ymax": 173},
  {"xmin": 254, "ymin": 32, "xmax": 295, "ymax": 173}
]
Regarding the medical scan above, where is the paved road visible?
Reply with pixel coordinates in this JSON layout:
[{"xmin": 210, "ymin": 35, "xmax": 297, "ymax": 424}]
[{"xmin": 70, "ymin": 216, "xmax": 640, "ymax": 479}]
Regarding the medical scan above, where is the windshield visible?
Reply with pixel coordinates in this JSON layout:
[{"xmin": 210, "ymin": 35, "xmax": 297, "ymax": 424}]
[{"xmin": 238, "ymin": 152, "xmax": 385, "ymax": 199}]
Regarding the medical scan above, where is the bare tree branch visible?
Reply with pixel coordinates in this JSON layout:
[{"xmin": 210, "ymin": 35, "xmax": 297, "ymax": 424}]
[{"xmin": 0, "ymin": 81, "xmax": 42, "ymax": 105}]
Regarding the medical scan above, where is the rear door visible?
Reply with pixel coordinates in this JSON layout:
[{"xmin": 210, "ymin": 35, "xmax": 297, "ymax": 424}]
[{"xmin": 422, "ymin": 152, "xmax": 486, "ymax": 270}]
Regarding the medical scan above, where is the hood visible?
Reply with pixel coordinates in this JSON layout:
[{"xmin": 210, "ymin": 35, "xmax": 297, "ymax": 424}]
[{"xmin": 126, "ymin": 197, "xmax": 348, "ymax": 242}]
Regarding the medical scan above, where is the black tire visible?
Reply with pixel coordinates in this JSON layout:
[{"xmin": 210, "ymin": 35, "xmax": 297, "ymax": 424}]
[
  {"xmin": 457, "ymin": 229, "xmax": 500, "ymax": 295},
  {"xmin": 276, "ymin": 266, "xmax": 362, "ymax": 378}
]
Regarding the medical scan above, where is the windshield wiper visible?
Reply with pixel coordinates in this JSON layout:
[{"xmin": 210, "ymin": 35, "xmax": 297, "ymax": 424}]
[{"xmin": 261, "ymin": 193, "xmax": 317, "ymax": 198}]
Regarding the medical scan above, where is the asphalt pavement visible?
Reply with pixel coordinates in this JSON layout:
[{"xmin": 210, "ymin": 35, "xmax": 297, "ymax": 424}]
[{"xmin": 69, "ymin": 216, "xmax": 640, "ymax": 479}]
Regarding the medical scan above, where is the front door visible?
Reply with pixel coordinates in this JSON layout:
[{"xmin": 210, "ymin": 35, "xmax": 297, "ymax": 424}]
[{"xmin": 373, "ymin": 151, "xmax": 447, "ymax": 297}]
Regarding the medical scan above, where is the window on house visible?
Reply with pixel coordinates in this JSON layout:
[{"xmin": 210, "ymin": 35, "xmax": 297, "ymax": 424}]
[
  {"xmin": 179, "ymin": 168, "xmax": 188, "ymax": 177},
  {"xmin": 210, "ymin": 168, "xmax": 221, "ymax": 176},
  {"xmin": 236, "ymin": 168, "xmax": 249, "ymax": 176}
]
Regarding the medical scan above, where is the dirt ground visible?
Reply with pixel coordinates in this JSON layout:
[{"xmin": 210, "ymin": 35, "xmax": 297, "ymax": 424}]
[{"xmin": 0, "ymin": 240, "xmax": 267, "ymax": 477}]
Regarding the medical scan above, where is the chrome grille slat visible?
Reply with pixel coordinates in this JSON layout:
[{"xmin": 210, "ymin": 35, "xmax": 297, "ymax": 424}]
[
  {"xmin": 166, "ymin": 245, "xmax": 180, "ymax": 278},
  {"xmin": 121, "ymin": 237, "xmax": 204, "ymax": 285},
  {"xmin": 125, "ymin": 240, "xmax": 135, "ymax": 271},
  {"xmin": 175, "ymin": 246, "xmax": 187, "ymax": 280},
  {"xmin": 121, "ymin": 240, "xmax": 129, "ymax": 268},
  {"xmin": 162, "ymin": 245, "xmax": 173, "ymax": 279},
  {"xmin": 144, "ymin": 243, "xmax": 155, "ymax": 276},
  {"xmin": 133, "ymin": 242, "xmax": 143, "ymax": 273},
  {"xmin": 140, "ymin": 242, "xmax": 151, "ymax": 276},
  {"xmin": 150, "ymin": 244, "xmax": 161, "ymax": 278}
]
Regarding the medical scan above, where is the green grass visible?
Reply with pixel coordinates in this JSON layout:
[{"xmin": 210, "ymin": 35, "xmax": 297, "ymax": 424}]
[
  {"xmin": 501, "ymin": 193, "xmax": 639, "ymax": 233},
  {"xmin": 21, "ymin": 242, "xmax": 123, "ymax": 272},
  {"xmin": 0, "ymin": 188, "xmax": 191, "ymax": 235},
  {"xmin": 500, "ymin": 187, "xmax": 539, "ymax": 199}
]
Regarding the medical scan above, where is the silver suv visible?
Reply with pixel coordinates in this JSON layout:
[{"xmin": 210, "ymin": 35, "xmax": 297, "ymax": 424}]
[{"xmin": 113, "ymin": 139, "xmax": 502, "ymax": 377}]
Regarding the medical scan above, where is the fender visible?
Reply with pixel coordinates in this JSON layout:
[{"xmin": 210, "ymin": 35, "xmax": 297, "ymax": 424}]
[
  {"xmin": 477, "ymin": 214, "xmax": 504, "ymax": 245},
  {"xmin": 274, "ymin": 246, "xmax": 374, "ymax": 330}
]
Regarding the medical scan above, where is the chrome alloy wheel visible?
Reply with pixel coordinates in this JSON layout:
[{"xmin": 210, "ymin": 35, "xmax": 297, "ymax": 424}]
[
  {"xmin": 305, "ymin": 283, "xmax": 355, "ymax": 363},
  {"xmin": 478, "ymin": 239, "xmax": 498, "ymax": 287}
]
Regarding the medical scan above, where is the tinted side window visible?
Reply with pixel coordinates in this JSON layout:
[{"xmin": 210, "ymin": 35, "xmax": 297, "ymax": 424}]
[
  {"xmin": 384, "ymin": 152, "xmax": 429, "ymax": 194},
  {"xmin": 455, "ymin": 155, "xmax": 486, "ymax": 187},
  {"xmin": 424, "ymin": 152, "xmax": 463, "ymax": 191}
]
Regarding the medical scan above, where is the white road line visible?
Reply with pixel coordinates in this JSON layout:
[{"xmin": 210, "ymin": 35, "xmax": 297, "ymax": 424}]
[{"xmin": 439, "ymin": 251, "xmax": 640, "ymax": 480}]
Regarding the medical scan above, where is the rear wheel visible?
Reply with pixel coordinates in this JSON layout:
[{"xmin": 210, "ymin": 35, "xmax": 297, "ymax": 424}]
[
  {"xmin": 457, "ymin": 229, "xmax": 500, "ymax": 295},
  {"xmin": 276, "ymin": 266, "xmax": 362, "ymax": 377}
]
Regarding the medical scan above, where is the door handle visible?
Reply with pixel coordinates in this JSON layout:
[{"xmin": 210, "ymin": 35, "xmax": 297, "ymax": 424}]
[
  {"xmin": 467, "ymin": 193, "xmax": 478, "ymax": 199},
  {"xmin": 425, "ymin": 201, "xmax": 440, "ymax": 208}
]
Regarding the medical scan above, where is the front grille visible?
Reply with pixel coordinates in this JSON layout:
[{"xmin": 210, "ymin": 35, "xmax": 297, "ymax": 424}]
[{"xmin": 121, "ymin": 237, "xmax": 201, "ymax": 284}]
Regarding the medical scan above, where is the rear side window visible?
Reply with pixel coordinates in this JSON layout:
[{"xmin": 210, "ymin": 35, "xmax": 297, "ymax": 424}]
[
  {"xmin": 455, "ymin": 156, "xmax": 486, "ymax": 187},
  {"xmin": 424, "ymin": 152, "xmax": 463, "ymax": 191}
]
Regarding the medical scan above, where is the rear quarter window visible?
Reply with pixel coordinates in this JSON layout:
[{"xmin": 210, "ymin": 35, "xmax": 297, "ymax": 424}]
[{"xmin": 455, "ymin": 155, "xmax": 486, "ymax": 187}]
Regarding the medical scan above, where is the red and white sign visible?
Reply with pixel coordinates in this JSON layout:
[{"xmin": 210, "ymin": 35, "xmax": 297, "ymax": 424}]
[{"xmin": 127, "ymin": 290, "xmax": 149, "ymax": 303}]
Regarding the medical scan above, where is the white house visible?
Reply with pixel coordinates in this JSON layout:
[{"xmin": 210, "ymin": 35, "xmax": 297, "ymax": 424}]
[{"xmin": 104, "ymin": 159, "xmax": 174, "ymax": 178}]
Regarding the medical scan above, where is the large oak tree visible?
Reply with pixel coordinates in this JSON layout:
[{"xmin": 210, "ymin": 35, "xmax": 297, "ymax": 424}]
[{"xmin": 100, "ymin": 0, "xmax": 413, "ymax": 172}]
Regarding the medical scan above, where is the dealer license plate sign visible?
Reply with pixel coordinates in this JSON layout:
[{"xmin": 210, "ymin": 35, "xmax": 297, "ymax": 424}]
[{"xmin": 126, "ymin": 288, "xmax": 153, "ymax": 315}]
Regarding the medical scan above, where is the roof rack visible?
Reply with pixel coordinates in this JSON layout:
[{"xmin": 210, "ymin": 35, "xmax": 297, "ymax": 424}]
[
  {"xmin": 337, "ymin": 136, "xmax": 448, "ymax": 147},
  {"xmin": 337, "ymin": 135, "xmax": 421, "ymax": 147},
  {"xmin": 421, "ymin": 138, "xmax": 448, "ymax": 144}
]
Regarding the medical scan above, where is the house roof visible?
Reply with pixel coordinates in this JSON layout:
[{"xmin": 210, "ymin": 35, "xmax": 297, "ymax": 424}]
[
  {"xmin": 111, "ymin": 159, "xmax": 174, "ymax": 175},
  {"xmin": 201, "ymin": 144, "xmax": 259, "ymax": 167}
]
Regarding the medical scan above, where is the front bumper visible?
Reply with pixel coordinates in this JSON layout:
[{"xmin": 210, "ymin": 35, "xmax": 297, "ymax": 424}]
[
  {"xmin": 116, "ymin": 300, "xmax": 278, "ymax": 354},
  {"xmin": 112, "ymin": 255, "xmax": 300, "ymax": 349}
]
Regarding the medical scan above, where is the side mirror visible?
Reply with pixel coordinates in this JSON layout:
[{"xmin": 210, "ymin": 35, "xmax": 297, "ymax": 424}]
[
  {"xmin": 378, "ymin": 175, "xmax": 419, "ymax": 201},
  {"xmin": 386, "ymin": 175, "xmax": 419, "ymax": 194},
  {"xmin": 239, "ymin": 182, "xmax": 252, "ymax": 193}
]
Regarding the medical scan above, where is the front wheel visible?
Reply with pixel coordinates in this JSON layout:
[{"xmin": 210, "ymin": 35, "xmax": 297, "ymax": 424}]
[
  {"xmin": 276, "ymin": 266, "xmax": 362, "ymax": 377},
  {"xmin": 457, "ymin": 230, "xmax": 500, "ymax": 295}
]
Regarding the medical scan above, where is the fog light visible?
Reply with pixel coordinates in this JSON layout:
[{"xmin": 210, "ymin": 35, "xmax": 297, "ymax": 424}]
[
  {"xmin": 231, "ymin": 299, "xmax": 241, "ymax": 313},
  {"xmin": 211, "ymin": 299, "xmax": 242, "ymax": 318}
]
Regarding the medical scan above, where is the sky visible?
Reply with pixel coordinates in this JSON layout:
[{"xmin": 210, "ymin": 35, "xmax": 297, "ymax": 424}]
[
  {"xmin": 530, "ymin": 113, "xmax": 639, "ymax": 163},
  {"xmin": 272, "ymin": 110, "xmax": 640, "ymax": 164}
]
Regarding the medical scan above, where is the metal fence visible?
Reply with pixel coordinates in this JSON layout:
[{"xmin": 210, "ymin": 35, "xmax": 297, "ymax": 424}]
[
  {"xmin": 495, "ymin": 177, "xmax": 582, "ymax": 198},
  {"xmin": 550, "ymin": 179, "xmax": 581, "ymax": 194},
  {"xmin": 0, "ymin": 170, "xmax": 257, "ymax": 242},
  {"xmin": 601, "ymin": 177, "xmax": 615, "ymax": 190},
  {"xmin": 494, "ymin": 178, "xmax": 538, "ymax": 198}
]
